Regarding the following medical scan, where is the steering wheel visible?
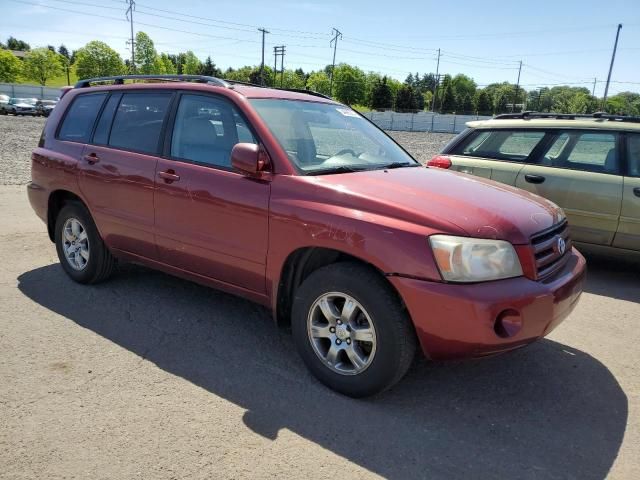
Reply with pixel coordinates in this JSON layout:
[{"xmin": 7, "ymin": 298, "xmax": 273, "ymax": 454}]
[{"xmin": 334, "ymin": 148, "xmax": 358, "ymax": 157}]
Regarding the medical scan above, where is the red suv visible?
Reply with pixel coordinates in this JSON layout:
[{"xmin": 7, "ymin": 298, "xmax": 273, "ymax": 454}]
[{"xmin": 28, "ymin": 75, "xmax": 586, "ymax": 397}]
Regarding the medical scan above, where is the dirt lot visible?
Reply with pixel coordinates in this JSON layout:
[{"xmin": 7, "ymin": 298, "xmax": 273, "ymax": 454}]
[{"xmin": 1, "ymin": 116, "xmax": 639, "ymax": 479}]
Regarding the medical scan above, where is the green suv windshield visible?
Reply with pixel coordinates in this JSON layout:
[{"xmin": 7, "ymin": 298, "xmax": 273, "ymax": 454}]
[{"xmin": 249, "ymin": 99, "xmax": 418, "ymax": 174}]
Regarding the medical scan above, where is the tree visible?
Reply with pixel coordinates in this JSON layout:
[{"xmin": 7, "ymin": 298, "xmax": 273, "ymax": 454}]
[
  {"xmin": 201, "ymin": 56, "xmax": 221, "ymax": 77},
  {"xmin": 134, "ymin": 31, "xmax": 159, "ymax": 74},
  {"xmin": 58, "ymin": 45, "xmax": 70, "ymax": 60},
  {"xmin": 459, "ymin": 94, "xmax": 474, "ymax": 114},
  {"xmin": 22, "ymin": 48, "xmax": 63, "ymax": 85},
  {"xmin": 451, "ymin": 74, "xmax": 477, "ymax": 103},
  {"xmin": 6, "ymin": 36, "xmax": 30, "ymax": 51},
  {"xmin": 333, "ymin": 63, "xmax": 365, "ymax": 105},
  {"xmin": 475, "ymin": 89, "xmax": 492, "ymax": 115},
  {"xmin": 159, "ymin": 53, "xmax": 176, "ymax": 74},
  {"xmin": 395, "ymin": 84, "xmax": 417, "ymax": 111},
  {"xmin": 369, "ymin": 76, "xmax": 393, "ymax": 110},
  {"xmin": 306, "ymin": 71, "xmax": 331, "ymax": 95},
  {"xmin": 181, "ymin": 51, "xmax": 201, "ymax": 74},
  {"xmin": 0, "ymin": 50, "xmax": 22, "ymax": 82},
  {"xmin": 74, "ymin": 41, "xmax": 124, "ymax": 80},
  {"xmin": 413, "ymin": 87, "xmax": 425, "ymax": 110},
  {"xmin": 438, "ymin": 75, "xmax": 456, "ymax": 113}
]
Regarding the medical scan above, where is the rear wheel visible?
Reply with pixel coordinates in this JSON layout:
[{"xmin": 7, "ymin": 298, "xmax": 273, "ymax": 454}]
[
  {"xmin": 292, "ymin": 262, "xmax": 416, "ymax": 397},
  {"xmin": 54, "ymin": 202, "xmax": 115, "ymax": 284}
]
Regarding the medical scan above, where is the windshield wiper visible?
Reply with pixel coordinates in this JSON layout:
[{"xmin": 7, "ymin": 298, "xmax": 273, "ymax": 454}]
[
  {"xmin": 376, "ymin": 162, "xmax": 421, "ymax": 170},
  {"xmin": 307, "ymin": 165, "xmax": 369, "ymax": 175}
]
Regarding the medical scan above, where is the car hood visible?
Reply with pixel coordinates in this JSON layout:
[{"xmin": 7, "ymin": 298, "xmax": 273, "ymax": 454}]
[{"xmin": 306, "ymin": 166, "xmax": 564, "ymax": 244}]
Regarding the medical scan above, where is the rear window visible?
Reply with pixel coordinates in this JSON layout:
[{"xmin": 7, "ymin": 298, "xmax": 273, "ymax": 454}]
[
  {"xmin": 457, "ymin": 130, "xmax": 545, "ymax": 161},
  {"xmin": 58, "ymin": 93, "xmax": 107, "ymax": 143},
  {"xmin": 108, "ymin": 93, "xmax": 172, "ymax": 154}
]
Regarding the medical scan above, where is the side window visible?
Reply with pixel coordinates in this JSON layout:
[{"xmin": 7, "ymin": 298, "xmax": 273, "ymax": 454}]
[
  {"xmin": 458, "ymin": 130, "xmax": 545, "ymax": 161},
  {"xmin": 92, "ymin": 93, "xmax": 121, "ymax": 145},
  {"xmin": 171, "ymin": 94, "xmax": 256, "ymax": 168},
  {"xmin": 543, "ymin": 131, "xmax": 619, "ymax": 174},
  {"xmin": 627, "ymin": 134, "xmax": 640, "ymax": 177},
  {"xmin": 109, "ymin": 93, "xmax": 172, "ymax": 154},
  {"xmin": 58, "ymin": 93, "xmax": 107, "ymax": 143}
]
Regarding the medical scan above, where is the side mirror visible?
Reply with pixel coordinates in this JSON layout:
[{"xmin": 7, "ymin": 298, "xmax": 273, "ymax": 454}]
[{"xmin": 231, "ymin": 143, "xmax": 270, "ymax": 177}]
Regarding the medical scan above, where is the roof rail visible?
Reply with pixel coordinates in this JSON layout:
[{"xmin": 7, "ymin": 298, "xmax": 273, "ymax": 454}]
[
  {"xmin": 75, "ymin": 74, "xmax": 334, "ymax": 101},
  {"xmin": 74, "ymin": 74, "xmax": 229, "ymax": 88},
  {"xmin": 494, "ymin": 111, "xmax": 640, "ymax": 123},
  {"xmin": 224, "ymin": 79, "xmax": 333, "ymax": 100}
]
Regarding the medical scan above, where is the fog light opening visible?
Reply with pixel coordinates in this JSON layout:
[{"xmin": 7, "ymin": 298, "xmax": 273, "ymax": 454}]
[{"xmin": 494, "ymin": 309, "xmax": 522, "ymax": 338}]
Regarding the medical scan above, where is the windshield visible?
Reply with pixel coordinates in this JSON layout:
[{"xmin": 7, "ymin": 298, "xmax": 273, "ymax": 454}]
[
  {"xmin": 11, "ymin": 98, "xmax": 34, "ymax": 105},
  {"xmin": 249, "ymin": 99, "xmax": 417, "ymax": 174}
]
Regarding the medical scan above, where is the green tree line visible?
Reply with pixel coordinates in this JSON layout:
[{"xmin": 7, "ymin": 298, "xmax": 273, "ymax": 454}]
[{"xmin": 1, "ymin": 33, "xmax": 639, "ymax": 116}]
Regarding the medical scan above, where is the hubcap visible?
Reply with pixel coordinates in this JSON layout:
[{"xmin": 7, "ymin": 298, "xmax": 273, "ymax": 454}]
[
  {"xmin": 307, "ymin": 292, "xmax": 377, "ymax": 375},
  {"xmin": 62, "ymin": 218, "xmax": 90, "ymax": 271}
]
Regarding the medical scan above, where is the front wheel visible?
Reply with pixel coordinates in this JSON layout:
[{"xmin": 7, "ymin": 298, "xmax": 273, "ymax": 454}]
[
  {"xmin": 54, "ymin": 202, "xmax": 116, "ymax": 284},
  {"xmin": 292, "ymin": 262, "xmax": 417, "ymax": 397}
]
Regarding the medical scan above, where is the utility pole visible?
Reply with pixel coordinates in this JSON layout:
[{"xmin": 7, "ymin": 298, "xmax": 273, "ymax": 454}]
[
  {"xmin": 273, "ymin": 46, "xmax": 285, "ymax": 88},
  {"xmin": 430, "ymin": 48, "xmax": 441, "ymax": 112},
  {"xmin": 329, "ymin": 28, "xmax": 342, "ymax": 97},
  {"xmin": 512, "ymin": 60, "xmax": 522, "ymax": 113},
  {"xmin": 592, "ymin": 77, "xmax": 597, "ymax": 97},
  {"xmin": 258, "ymin": 28, "xmax": 269, "ymax": 86},
  {"xmin": 126, "ymin": 0, "xmax": 136, "ymax": 73},
  {"xmin": 603, "ymin": 23, "xmax": 622, "ymax": 108}
]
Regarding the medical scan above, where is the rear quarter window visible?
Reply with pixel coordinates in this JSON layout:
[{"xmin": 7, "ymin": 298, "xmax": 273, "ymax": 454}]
[
  {"xmin": 57, "ymin": 93, "xmax": 107, "ymax": 143},
  {"xmin": 626, "ymin": 134, "xmax": 640, "ymax": 177},
  {"xmin": 455, "ymin": 129, "xmax": 545, "ymax": 162}
]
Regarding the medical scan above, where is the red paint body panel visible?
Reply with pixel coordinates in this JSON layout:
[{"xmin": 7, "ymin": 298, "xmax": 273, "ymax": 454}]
[
  {"xmin": 154, "ymin": 158, "xmax": 270, "ymax": 293},
  {"xmin": 27, "ymin": 81, "xmax": 587, "ymax": 362},
  {"xmin": 390, "ymin": 248, "xmax": 586, "ymax": 360}
]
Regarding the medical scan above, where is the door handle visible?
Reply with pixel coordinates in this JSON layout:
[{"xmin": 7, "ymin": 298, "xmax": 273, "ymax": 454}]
[
  {"xmin": 82, "ymin": 153, "xmax": 100, "ymax": 164},
  {"xmin": 158, "ymin": 170, "xmax": 180, "ymax": 183},
  {"xmin": 633, "ymin": 187, "xmax": 640, "ymax": 198},
  {"xmin": 525, "ymin": 174, "xmax": 545, "ymax": 184}
]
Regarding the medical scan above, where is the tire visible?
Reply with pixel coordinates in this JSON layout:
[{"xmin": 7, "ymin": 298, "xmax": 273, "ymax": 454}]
[
  {"xmin": 54, "ymin": 202, "xmax": 116, "ymax": 284},
  {"xmin": 292, "ymin": 262, "xmax": 417, "ymax": 397}
]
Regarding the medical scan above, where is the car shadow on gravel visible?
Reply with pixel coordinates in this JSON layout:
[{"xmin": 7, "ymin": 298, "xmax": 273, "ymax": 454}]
[
  {"xmin": 18, "ymin": 263, "xmax": 627, "ymax": 480},
  {"xmin": 580, "ymin": 249, "xmax": 640, "ymax": 304}
]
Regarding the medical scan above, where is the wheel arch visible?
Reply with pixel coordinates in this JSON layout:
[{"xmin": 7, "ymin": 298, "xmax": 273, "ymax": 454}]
[
  {"xmin": 47, "ymin": 190, "xmax": 87, "ymax": 242},
  {"xmin": 274, "ymin": 246, "xmax": 406, "ymax": 327}
]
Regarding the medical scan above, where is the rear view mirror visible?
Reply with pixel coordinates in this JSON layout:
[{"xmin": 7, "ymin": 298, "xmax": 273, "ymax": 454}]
[{"xmin": 231, "ymin": 143, "xmax": 270, "ymax": 176}]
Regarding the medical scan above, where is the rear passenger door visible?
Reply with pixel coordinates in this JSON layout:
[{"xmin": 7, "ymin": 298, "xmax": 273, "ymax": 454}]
[
  {"xmin": 78, "ymin": 91, "xmax": 174, "ymax": 258},
  {"xmin": 613, "ymin": 133, "xmax": 640, "ymax": 250},
  {"xmin": 515, "ymin": 131, "xmax": 623, "ymax": 246},
  {"xmin": 153, "ymin": 93, "xmax": 270, "ymax": 293},
  {"xmin": 448, "ymin": 129, "xmax": 547, "ymax": 184}
]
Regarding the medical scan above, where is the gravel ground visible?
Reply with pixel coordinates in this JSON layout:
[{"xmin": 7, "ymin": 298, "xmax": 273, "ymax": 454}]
[
  {"xmin": 0, "ymin": 116, "xmax": 46, "ymax": 185},
  {"xmin": 0, "ymin": 115, "xmax": 452, "ymax": 185}
]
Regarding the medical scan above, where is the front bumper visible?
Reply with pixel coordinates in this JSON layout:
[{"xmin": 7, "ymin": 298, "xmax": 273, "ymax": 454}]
[{"xmin": 389, "ymin": 247, "xmax": 586, "ymax": 360}]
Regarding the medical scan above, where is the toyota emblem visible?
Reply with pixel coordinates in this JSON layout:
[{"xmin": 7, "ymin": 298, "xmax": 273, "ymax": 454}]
[{"xmin": 557, "ymin": 237, "xmax": 566, "ymax": 255}]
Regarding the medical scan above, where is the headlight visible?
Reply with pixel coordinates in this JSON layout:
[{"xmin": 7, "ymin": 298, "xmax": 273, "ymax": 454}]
[{"xmin": 429, "ymin": 235, "xmax": 523, "ymax": 282}]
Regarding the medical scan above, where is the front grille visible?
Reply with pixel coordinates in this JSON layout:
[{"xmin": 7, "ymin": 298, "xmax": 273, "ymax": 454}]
[{"xmin": 530, "ymin": 220, "xmax": 571, "ymax": 279}]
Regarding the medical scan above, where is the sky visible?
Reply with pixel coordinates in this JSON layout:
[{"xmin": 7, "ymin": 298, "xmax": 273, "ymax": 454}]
[{"xmin": 2, "ymin": 0, "xmax": 639, "ymax": 95}]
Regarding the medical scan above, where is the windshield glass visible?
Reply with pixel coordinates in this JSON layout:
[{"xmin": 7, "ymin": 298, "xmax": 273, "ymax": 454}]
[{"xmin": 249, "ymin": 99, "xmax": 417, "ymax": 174}]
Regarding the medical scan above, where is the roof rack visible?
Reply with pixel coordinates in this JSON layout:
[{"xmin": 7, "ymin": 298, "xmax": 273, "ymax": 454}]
[
  {"xmin": 74, "ymin": 74, "xmax": 229, "ymax": 88},
  {"xmin": 494, "ymin": 111, "xmax": 640, "ymax": 123},
  {"xmin": 224, "ymin": 79, "xmax": 333, "ymax": 100}
]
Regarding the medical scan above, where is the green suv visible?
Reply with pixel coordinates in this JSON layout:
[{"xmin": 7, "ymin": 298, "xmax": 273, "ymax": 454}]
[{"xmin": 430, "ymin": 112, "xmax": 640, "ymax": 253}]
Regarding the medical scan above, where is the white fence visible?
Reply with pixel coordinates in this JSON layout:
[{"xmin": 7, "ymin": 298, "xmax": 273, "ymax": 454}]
[
  {"xmin": 361, "ymin": 111, "xmax": 492, "ymax": 133},
  {"xmin": 0, "ymin": 83, "xmax": 63, "ymax": 100}
]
